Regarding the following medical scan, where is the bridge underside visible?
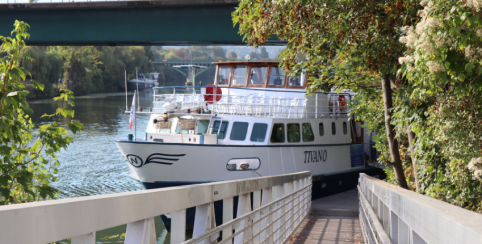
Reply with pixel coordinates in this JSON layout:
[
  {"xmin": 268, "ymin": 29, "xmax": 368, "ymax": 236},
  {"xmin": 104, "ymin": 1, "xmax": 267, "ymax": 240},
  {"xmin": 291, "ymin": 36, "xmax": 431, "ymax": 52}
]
[{"xmin": 0, "ymin": 1, "xmax": 285, "ymax": 46}]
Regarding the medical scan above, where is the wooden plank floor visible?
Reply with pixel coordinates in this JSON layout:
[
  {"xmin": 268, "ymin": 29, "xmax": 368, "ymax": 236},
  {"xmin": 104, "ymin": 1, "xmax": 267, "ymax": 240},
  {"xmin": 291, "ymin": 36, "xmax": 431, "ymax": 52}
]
[{"xmin": 289, "ymin": 189, "xmax": 365, "ymax": 244}]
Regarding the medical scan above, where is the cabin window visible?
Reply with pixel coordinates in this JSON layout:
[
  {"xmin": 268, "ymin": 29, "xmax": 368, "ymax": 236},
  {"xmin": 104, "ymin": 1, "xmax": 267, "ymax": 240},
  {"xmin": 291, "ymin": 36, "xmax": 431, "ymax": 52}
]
[
  {"xmin": 249, "ymin": 66, "xmax": 267, "ymax": 85},
  {"xmin": 270, "ymin": 123, "xmax": 285, "ymax": 143},
  {"xmin": 332, "ymin": 122, "xmax": 336, "ymax": 135},
  {"xmin": 287, "ymin": 123, "xmax": 300, "ymax": 142},
  {"xmin": 211, "ymin": 120, "xmax": 229, "ymax": 139},
  {"xmin": 197, "ymin": 120, "xmax": 210, "ymax": 134},
  {"xmin": 217, "ymin": 66, "xmax": 230, "ymax": 85},
  {"xmin": 232, "ymin": 65, "xmax": 247, "ymax": 85},
  {"xmin": 319, "ymin": 123, "xmax": 324, "ymax": 136},
  {"xmin": 250, "ymin": 123, "xmax": 268, "ymax": 142},
  {"xmin": 288, "ymin": 73, "xmax": 306, "ymax": 87},
  {"xmin": 302, "ymin": 123, "xmax": 314, "ymax": 142},
  {"xmin": 269, "ymin": 67, "xmax": 286, "ymax": 86},
  {"xmin": 343, "ymin": 122, "xmax": 347, "ymax": 135},
  {"xmin": 230, "ymin": 122, "xmax": 249, "ymax": 141}
]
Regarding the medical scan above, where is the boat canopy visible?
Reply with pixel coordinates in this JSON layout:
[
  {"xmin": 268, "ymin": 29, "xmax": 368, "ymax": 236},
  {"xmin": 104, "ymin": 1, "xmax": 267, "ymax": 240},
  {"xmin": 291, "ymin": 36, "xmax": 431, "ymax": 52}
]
[{"xmin": 212, "ymin": 61, "xmax": 307, "ymax": 89}]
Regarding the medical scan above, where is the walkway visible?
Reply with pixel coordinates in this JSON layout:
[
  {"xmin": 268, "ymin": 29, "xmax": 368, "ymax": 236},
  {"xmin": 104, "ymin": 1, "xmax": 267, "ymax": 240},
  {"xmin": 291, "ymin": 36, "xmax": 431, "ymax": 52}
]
[{"xmin": 290, "ymin": 189, "xmax": 364, "ymax": 244}]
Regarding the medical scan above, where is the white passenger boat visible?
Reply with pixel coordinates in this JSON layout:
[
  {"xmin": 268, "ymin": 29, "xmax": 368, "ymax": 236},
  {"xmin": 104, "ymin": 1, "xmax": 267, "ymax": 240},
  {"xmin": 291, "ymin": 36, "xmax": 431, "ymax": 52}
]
[{"xmin": 116, "ymin": 61, "xmax": 382, "ymax": 200}]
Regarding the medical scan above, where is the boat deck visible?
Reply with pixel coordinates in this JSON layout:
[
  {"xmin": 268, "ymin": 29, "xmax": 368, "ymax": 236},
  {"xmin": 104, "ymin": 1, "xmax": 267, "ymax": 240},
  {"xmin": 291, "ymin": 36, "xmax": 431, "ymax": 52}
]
[{"xmin": 290, "ymin": 189, "xmax": 364, "ymax": 244}]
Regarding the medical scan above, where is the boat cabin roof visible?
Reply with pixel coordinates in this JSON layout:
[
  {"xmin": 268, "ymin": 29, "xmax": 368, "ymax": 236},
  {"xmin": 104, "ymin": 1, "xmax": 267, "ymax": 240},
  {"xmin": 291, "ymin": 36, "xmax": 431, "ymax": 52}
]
[{"xmin": 212, "ymin": 61, "xmax": 307, "ymax": 90}]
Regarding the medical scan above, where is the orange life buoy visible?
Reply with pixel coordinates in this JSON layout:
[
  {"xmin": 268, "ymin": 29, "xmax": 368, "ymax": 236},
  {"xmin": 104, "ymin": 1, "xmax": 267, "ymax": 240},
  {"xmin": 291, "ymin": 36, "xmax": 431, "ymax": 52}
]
[
  {"xmin": 339, "ymin": 95, "xmax": 347, "ymax": 111},
  {"xmin": 203, "ymin": 84, "xmax": 222, "ymax": 104}
]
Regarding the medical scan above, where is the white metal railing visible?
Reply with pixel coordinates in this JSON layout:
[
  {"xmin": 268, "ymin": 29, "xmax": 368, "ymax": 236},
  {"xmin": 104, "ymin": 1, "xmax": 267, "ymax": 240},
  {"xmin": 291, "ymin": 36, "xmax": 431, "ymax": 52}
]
[
  {"xmin": 152, "ymin": 86, "xmax": 351, "ymax": 119},
  {"xmin": 358, "ymin": 173, "xmax": 482, "ymax": 244},
  {"xmin": 0, "ymin": 171, "xmax": 311, "ymax": 244}
]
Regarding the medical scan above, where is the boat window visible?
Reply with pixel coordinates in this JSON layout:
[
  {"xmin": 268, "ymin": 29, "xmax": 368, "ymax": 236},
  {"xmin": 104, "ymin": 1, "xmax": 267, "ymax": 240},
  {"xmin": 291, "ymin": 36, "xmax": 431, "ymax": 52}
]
[
  {"xmin": 230, "ymin": 122, "xmax": 249, "ymax": 141},
  {"xmin": 249, "ymin": 66, "xmax": 267, "ymax": 85},
  {"xmin": 287, "ymin": 123, "xmax": 300, "ymax": 142},
  {"xmin": 343, "ymin": 122, "xmax": 347, "ymax": 135},
  {"xmin": 319, "ymin": 123, "xmax": 324, "ymax": 136},
  {"xmin": 302, "ymin": 123, "xmax": 314, "ymax": 142},
  {"xmin": 332, "ymin": 122, "xmax": 336, "ymax": 135},
  {"xmin": 217, "ymin": 66, "xmax": 230, "ymax": 85},
  {"xmin": 269, "ymin": 67, "xmax": 286, "ymax": 86},
  {"xmin": 250, "ymin": 123, "xmax": 268, "ymax": 142},
  {"xmin": 197, "ymin": 120, "xmax": 210, "ymax": 134},
  {"xmin": 232, "ymin": 65, "xmax": 247, "ymax": 86},
  {"xmin": 270, "ymin": 123, "xmax": 285, "ymax": 143},
  {"xmin": 211, "ymin": 120, "xmax": 229, "ymax": 139},
  {"xmin": 288, "ymin": 73, "xmax": 306, "ymax": 87}
]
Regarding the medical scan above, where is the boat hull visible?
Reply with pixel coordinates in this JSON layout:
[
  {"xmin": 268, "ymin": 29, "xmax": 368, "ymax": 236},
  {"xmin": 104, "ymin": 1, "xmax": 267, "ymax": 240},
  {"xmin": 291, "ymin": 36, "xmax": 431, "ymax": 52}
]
[{"xmin": 116, "ymin": 140, "xmax": 363, "ymax": 184}]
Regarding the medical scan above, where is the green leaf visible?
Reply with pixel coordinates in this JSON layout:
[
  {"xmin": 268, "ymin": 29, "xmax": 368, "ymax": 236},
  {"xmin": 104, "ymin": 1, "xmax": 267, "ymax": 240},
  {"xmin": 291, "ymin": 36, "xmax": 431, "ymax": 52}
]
[
  {"xmin": 465, "ymin": 62, "xmax": 474, "ymax": 72},
  {"xmin": 31, "ymin": 80, "xmax": 44, "ymax": 91}
]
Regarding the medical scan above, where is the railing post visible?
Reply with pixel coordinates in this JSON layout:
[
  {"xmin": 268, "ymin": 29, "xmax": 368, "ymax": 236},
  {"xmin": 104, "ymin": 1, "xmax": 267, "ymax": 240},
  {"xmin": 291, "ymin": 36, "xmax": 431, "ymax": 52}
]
[
  {"xmin": 275, "ymin": 184, "xmax": 284, "ymax": 244},
  {"xmin": 293, "ymin": 179, "xmax": 299, "ymax": 225},
  {"xmin": 234, "ymin": 193, "xmax": 251, "ymax": 244},
  {"xmin": 125, "ymin": 218, "xmax": 156, "ymax": 244},
  {"xmin": 315, "ymin": 93, "xmax": 318, "ymax": 118},
  {"xmin": 171, "ymin": 209, "xmax": 187, "ymax": 244},
  {"xmin": 193, "ymin": 203, "xmax": 210, "ymax": 244},
  {"xmin": 71, "ymin": 232, "xmax": 95, "ymax": 244},
  {"xmin": 222, "ymin": 197, "xmax": 234, "ymax": 241},
  {"xmin": 284, "ymin": 181, "xmax": 293, "ymax": 236},
  {"xmin": 252, "ymin": 190, "xmax": 261, "ymax": 244},
  {"xmin": 259, "ymin": 188, "xmax": 271, "ymax": 243},
  {"xmin": 269, "ymin": 185, "xmax": 278, "ymax": 243}
]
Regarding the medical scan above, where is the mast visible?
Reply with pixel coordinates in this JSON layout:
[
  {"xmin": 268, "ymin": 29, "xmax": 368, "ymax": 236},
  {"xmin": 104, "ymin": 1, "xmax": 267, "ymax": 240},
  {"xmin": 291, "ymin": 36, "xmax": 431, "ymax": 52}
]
[
  {"xmin": 125, "ymin": 70, "xmax": 128, "ymax": 111},
  {"xmin": 136, "ymin": 67, "xmax": 140, "ymax": 111}
]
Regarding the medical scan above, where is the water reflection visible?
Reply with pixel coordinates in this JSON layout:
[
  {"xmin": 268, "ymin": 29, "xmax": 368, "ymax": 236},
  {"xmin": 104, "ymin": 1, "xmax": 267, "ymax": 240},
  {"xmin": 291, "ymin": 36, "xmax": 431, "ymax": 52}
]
[{"xmin": 29, "ymin": 91, "xmax": 169, "ymax": 243}]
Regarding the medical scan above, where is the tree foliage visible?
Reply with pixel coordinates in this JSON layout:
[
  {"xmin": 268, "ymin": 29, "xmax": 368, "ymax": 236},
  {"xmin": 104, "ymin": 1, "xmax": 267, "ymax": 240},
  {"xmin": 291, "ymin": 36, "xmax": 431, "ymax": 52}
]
[
  {"xmin": 233, "ymin": 0, "xmax": 421, "ymax": 189},
  {"xmin": 395, "ymin": 0, "xmax": 482, "ymax": 212},
  {"xmin": 0, "ymin": 21, "xmax": 83, "ymax": 204},
  {"xmin": 233, "ymin": 0, "xmax": 482, "ymax": 211}
]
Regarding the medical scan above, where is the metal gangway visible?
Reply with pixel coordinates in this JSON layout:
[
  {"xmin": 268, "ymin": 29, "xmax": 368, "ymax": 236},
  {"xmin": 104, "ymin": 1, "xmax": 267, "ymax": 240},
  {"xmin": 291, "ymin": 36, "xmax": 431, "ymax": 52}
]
[{"xmin": 0, "ymin": 171, "xmax": 311, "ymax": 244}]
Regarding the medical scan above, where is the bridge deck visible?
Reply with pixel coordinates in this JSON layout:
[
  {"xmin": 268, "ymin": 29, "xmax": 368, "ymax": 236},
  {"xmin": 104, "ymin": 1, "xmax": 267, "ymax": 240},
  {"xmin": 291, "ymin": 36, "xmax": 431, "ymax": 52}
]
[{"xmin": 290, "ymin": 189, "xmax": 364, "ymax": 244}]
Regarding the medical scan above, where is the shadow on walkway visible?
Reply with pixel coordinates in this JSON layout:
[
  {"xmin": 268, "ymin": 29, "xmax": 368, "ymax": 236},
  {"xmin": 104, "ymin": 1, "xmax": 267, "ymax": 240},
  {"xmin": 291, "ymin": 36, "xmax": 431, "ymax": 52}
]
[{"xmin": 290, "ymin": 189, "xmax": 364, "ymax": 244}]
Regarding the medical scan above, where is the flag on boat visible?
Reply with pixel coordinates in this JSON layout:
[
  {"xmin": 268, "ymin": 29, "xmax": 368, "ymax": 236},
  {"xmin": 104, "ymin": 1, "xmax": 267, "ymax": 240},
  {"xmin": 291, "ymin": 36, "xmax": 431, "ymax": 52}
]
[{"xmin": 129, "ymin": 92, "xmax": 136, "ymax": 130}]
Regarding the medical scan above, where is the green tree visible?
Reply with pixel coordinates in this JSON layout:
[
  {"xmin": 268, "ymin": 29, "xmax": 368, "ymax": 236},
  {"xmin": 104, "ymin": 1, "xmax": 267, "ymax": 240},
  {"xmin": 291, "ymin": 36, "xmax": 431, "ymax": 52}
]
[
  {"xmin": 260, "ymin": 47, "xmax": 269, "ymax": 59},
  {"xmin": 227, "ymin": 51, "xmax": 238, "ymax": 60},
  {"xmin": 0, "ymin": 21, "xmax": 83, "ymax": 204},
  {"xmin": 210, "ymin": 46, "xmax": 227, "ymax": 61},
  {"xmin": 18, "ymin": 46, "xmax": 63, "ymax": 99},
  {"xmin": 233, "ymin": 0, "xmax": 421, "ymax": 188},
  {"xmin": 397, "ymin": 0, "xmax": 482, "ymax": 211}
]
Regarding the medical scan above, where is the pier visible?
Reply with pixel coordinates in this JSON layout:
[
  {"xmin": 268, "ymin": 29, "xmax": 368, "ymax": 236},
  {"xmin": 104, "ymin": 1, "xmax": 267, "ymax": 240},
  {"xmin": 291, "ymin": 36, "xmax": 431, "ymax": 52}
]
[{"xmin": 1, "ymin": 172, "xmax": 482, "ymax": 243}]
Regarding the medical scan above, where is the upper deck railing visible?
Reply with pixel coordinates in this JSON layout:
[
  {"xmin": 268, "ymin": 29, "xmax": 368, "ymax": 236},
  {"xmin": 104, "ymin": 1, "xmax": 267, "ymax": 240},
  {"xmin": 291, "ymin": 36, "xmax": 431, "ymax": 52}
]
[
  {"xmin": 152, "ymin": 86, "xmax": 352, "ymax": 119},
  {"xmin": 0, "ymin": 171, "xmax": 311, "ymax": 244}
]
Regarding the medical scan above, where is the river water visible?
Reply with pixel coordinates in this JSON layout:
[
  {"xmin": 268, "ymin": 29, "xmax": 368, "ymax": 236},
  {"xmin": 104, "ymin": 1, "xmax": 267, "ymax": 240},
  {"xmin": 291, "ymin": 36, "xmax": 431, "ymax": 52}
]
[{"xmin": 30, "ymin": 91, "xmax": 171, "ymax": 243}]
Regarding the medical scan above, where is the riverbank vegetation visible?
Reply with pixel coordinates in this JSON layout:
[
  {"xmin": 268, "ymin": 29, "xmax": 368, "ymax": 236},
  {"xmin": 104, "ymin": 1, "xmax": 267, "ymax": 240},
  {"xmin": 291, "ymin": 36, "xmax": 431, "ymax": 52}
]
[
  {"xmin": 19, "ymin": 45, "xmax": 281, "ymax": 100},
  {"xmin": 234, "ymin": 0, "xmax": 482, "ymax": 212},
  {"xmin": 19, "ymin": 46, "xmax": 155, "ymax": 99}
]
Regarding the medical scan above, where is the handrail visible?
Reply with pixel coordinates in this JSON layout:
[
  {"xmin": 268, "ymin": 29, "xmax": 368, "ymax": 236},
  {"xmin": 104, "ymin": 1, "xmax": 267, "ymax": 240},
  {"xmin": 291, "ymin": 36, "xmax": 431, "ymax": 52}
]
[
  {"xmin": 358, "ymin": 173, "xmax": 482, "ymax": 244},
  {"xmin": 0, "ymin": 171, "xmax": 311, "ymax": 244},
  {"xmin": 150, "ymin": 86, "xmax": 352, "ymax": 119}
]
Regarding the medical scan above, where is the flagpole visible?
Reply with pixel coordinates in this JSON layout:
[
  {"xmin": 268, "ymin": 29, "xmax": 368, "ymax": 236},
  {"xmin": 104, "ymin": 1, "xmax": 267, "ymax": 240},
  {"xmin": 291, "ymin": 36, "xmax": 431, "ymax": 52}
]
[{"xmin": 134, "ymin": 90, "xmax": 137, "ymax": 141}]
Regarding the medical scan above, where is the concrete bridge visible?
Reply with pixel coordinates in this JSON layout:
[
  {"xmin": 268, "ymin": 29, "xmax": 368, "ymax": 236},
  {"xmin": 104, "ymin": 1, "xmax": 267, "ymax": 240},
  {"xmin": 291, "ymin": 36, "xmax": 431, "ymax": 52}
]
[{"xmin": 0, "ymin": 0, "xmax": 284, "ymax": 46}]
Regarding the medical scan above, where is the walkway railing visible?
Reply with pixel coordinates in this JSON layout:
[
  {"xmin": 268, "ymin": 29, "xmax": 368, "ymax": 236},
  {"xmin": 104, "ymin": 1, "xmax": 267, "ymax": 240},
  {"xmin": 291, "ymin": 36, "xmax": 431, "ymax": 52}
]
[
  {"xmin": 0, "ymin": 171, "xmax": 311, "ymax": 244},
  {"xmin": 358, "ymin": 173, "xmax": 482, "ymax": 244}
]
